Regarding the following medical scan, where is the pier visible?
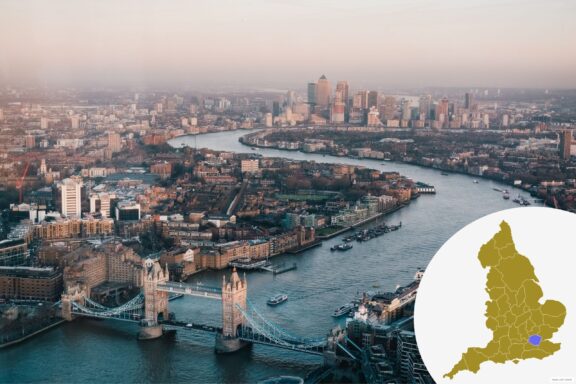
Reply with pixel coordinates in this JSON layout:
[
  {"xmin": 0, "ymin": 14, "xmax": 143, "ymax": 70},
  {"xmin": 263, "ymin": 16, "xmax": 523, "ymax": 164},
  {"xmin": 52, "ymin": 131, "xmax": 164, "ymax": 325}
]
[{"xmin": 260, "ymin": 262, "xmax": 298, "ymax": 275}]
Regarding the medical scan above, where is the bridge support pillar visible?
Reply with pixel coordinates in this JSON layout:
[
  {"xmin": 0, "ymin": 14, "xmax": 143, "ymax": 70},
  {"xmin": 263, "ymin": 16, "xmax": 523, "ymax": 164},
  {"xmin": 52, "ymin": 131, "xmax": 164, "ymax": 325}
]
[
  {"xmin": 216, "ymin": 268, "xmax": 251, "ymax": 353},
  {"xmin": 138, "ymin": 323, "xmax": 164, "ymax": 340},
  {"xmin": 138, "ymin": 258, "xmax": 169, "ymax": 340},
  {"xmin": 215, "ymin": 333, "xmax": 250, "ymax": 354}
]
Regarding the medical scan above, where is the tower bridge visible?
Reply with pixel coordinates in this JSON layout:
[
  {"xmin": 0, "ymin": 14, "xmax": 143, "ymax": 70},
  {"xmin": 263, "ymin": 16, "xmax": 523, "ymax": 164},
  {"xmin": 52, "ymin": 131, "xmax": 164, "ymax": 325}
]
[{"xmin": 60, "ymin": 258, "xmax": 347, "ymax": 357}]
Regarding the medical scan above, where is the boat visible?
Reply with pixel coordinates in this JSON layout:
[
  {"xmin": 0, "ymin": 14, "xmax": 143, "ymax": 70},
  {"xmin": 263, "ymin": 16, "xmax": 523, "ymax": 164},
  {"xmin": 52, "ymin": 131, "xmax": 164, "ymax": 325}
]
[
  {"xmin": 493, "ymin": 188, "xmax": 502, "ymax": 192},
  {"xmin": 331, "ymin": 243, "xmax": 353, "ymax": 251},
  {"xmin": 503, "ymin": 193, "xmax": 510, "ymax": 200},
  {"xmin": 440, "ymin": 171, "xmax": 449, "ymax": 176},
  {"xmin": 267, "ymin": 294, "xmax": 288, "ymax": 306},
  {"xmin": 332, "ymin": 303, "xmax": 354, "ymax": 318},
  {"xmin": 473, "ymin": 179, "xmax": 479, "ymax": 184},
  {"xmin": 251, "ymin": 147, "xmax": 257, "ymax": 150},
  {"xmin": 228, "ymin": 258, "xmax": 271, "ymax": 270}
]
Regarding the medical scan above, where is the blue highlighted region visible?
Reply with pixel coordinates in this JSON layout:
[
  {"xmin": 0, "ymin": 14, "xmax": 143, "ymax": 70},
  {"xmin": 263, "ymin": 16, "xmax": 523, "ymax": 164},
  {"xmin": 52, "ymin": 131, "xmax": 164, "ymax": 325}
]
[{"xmin": 528, "ymin": 334, "xmax": 542, "ymax": 346}]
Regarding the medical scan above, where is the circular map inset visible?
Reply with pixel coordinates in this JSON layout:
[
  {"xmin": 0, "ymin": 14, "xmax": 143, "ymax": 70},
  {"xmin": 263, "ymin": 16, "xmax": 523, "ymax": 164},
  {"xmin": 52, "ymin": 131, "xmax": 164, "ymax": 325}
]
[{"xmin": 415, "ymin": 207, "xmax": 574, "ymax": 384}]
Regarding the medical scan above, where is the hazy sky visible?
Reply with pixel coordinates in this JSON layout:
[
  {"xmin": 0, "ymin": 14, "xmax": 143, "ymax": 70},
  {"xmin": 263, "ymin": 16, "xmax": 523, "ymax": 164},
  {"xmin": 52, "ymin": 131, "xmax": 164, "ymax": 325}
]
[{"xmin": 1, "ymin": 0, "xmax": 575, "ymax": 89}]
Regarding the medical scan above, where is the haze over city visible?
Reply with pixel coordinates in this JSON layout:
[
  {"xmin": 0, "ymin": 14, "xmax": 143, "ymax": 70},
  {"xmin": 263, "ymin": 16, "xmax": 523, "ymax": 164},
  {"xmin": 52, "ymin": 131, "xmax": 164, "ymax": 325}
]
[{"xmin": 1, "ymin": 0, "xmax": 575, "ymax": 89}]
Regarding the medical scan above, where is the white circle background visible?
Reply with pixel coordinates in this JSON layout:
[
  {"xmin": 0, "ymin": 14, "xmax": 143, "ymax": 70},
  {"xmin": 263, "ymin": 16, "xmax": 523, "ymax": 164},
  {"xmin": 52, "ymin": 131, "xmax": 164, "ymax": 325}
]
[{"xmin": 415, "ymin": 207, "xmax": 575, "ymax": 384}]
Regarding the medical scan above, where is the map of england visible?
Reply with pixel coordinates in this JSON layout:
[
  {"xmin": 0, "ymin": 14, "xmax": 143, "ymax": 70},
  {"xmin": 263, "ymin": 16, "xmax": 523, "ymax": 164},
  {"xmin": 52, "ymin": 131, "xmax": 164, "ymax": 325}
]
[{"xmin": 445, "ymin": 221, "xmax": 567, "ymax": 379}]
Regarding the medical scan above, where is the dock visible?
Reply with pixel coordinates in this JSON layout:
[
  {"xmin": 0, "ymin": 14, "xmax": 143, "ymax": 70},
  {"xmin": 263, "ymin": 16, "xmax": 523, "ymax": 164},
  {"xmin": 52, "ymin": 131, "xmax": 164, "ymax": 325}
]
[{"xmin": 260, "ymin": 262, "xmax": 297, "ymax": 275}]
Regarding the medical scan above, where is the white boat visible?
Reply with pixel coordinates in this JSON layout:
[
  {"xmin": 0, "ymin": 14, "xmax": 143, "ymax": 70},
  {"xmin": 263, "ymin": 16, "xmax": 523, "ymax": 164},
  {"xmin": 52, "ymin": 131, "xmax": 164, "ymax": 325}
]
[
  {"xmin": 267, "ymin": 294, "xmax": 288, "ymax": 306},
  {"xmin": 332, "ymin": 303, "xmax": 354, "ymax": 317}
]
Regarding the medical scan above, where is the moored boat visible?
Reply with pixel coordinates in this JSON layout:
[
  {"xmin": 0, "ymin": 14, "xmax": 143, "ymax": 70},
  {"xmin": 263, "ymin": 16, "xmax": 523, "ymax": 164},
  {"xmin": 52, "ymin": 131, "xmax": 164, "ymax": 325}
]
[{"xmin": 332, "ymin": 303, "xmax": 354, "ymax": 318}]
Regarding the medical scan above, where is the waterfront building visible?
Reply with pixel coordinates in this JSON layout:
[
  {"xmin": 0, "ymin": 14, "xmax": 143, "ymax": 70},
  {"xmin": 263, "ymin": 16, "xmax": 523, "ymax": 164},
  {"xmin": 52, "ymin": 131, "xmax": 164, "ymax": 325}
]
[
  {"xmin": 159, "ymin": 248, "xmax": 197, "ymax": 281},
  {"xmin": 0, "ymin": 239, "xmax": 30, "ymax": 267},
  {"xmin": 59, "ymin": 177, "xmax": 83, "ymax": 218},
  {"xmin": 199, "ymin": 240, "xmax": 270, "ymax": 270},
  {"xmin": 396, "ymin": 331, "xmax": 434, "ymax": 384},
  {"xmin": 0, "ymin": 266, "xmax": 63, "ymax": 301}
]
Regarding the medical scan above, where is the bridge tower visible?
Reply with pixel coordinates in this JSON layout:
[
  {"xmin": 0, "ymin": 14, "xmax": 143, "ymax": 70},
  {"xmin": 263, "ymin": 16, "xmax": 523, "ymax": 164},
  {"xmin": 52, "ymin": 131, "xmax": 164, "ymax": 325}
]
[
  {"xmin": 60, "ymin": 284, "xmax": 86, "ymax": 321},
  {"xmin": 139, "ymin": 258, "xmax": 169, "ymax": 340},
  {"xmin": 215, "ymin": 267, "xmax": 250, "ymax": 353}
]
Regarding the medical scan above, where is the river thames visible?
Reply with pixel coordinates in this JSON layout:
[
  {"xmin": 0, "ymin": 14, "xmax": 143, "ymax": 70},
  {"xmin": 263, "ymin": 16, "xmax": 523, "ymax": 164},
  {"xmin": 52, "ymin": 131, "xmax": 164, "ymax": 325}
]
[{"xmin": 0, "ymin": 130, "xmax": 540, "ymax": 383}]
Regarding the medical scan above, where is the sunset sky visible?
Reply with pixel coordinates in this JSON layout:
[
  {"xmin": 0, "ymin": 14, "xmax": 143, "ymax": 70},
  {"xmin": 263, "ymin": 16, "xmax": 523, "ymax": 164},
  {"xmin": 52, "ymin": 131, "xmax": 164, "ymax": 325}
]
[{"xmin": 1, "ymin": 0, "xmax": 575, "ymax": 89}]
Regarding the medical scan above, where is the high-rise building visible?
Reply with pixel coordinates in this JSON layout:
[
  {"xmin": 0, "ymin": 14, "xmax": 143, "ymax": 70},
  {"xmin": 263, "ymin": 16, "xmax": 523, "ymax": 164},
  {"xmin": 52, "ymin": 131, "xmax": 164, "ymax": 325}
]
[
  {"xmin": 90, "ymin": 192, "xmax": 113, "ymax": 218},
  {"xmin": 59, "ymin": 177, "xmax": 83, "ymax": 218},
  {"xmin": 272, "ymin": 101, "xmax": 281, "ymax": 117},
  {"xmin": 315, "ymin": 75, "xmax": 331, "ymax": 109},
  {"xmin": 401, "ymin": 99, "xmax": 411, "ymax": 121},
  {"xmin": 465, "ymin": 92, "xmax": 475, "ymax": 110},
  {"xmin": 560, "ymin": 130, "xmax": 573, "ymax": 161},
  {"xmin": 335, "ymin": 81, "xmax": 349, "ymax": 107},
  {"xmin": 436, "ymin": 97, "xmax": 450, "ymax": 127},
  {"xmin": 330, "ymin": 97, "xmax": 345, "ymax": 123},
  {"xmin": 286, "ymin": 90, "xmax": 296, "ymax": 108},
  {"xmin": 367, "ymin": 91, "xmax": 379, "ymax": 109},
  {"xmin": 381, "ymin": 96, "xmax": 396, "ymax": 120},
  {"xmin": 307, "ymin": 82, "xmax": 317, "ymax": 106},
  {"xmin": 108, "ymin": 132, "xmax": 122, "ymax": 153},
  {"xmin": 419, "ymin": 95, "xmax": 432, "ymax": 120},
  {"xmin": 367, "ymin": 106, "xmax": 381, "ymax": 126}
]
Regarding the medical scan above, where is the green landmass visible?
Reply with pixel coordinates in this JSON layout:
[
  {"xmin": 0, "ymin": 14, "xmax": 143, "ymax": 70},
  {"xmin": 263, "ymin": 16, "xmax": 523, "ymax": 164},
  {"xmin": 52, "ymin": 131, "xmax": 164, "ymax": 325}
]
[{"xmin": 445, "ymin": 221, "xmax": 566, "ymax": 379}]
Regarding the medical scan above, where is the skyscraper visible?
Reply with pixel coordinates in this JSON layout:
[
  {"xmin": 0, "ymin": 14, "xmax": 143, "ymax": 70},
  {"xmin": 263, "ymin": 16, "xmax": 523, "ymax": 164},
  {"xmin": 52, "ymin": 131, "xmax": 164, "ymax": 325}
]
[
  {"xmin": 559, "ymin": 130, "xmax": 573, "ymax": 161},
  {"xmin": 330, "ymin": 90, "xmax": 345, "ymax": 123},
  {"xmin": 367, "ymin": 91, "xmax": 379, "ymax": 109},
  {"xmin": 315, "ymin": 75, "xmax": 331, "ymax": 109},
  {"xmin": 307, "ymin": 83, "xmax": 317, "ymax": 106},
  {"xmin": 381, "ymin": 96, "xmax": 396, "ymax": 120},
  {"xmin": 465, "ymin": 92, "xmax": 474, "ymax": 110},
  {"xmin": 436, "ymin": 97, "xmax": 450, "ymax": 127},
  {"xmin": 401, "ymin": 99, "xmax": 411, "ymax": 121},
  {"xmin": 59, "ymin": 177, "xmax": 83, "ymax": 218},
  {"xmin": 419, "ymin": 95, "xmax": 432, "ymax": 120},
  {"xmin": 335, "ymin": 81, "xmax": 349, "ymax": 107}
]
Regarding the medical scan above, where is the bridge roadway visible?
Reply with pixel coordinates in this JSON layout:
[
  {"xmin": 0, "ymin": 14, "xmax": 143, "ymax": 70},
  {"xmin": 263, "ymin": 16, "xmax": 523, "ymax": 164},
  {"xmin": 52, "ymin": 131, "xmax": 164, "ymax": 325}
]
[
  {"xmin": 160, "ymin": 319, "xmax": 223, "ymax": 334},
  {"xmin": 156, "ymin": 281, "xmax": 222, "ymax": 300}
]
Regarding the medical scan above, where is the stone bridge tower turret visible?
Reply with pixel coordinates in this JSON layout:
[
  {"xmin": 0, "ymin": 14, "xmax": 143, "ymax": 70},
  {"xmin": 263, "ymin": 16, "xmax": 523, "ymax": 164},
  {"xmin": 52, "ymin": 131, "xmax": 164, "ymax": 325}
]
[{"xmin": 216, "ymin": 267, "xmax": 250, "ymax": 353}]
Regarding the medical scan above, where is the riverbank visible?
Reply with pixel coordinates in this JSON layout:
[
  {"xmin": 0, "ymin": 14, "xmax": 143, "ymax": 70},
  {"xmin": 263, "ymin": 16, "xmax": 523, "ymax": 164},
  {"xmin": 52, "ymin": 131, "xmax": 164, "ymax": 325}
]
[
  {"xmin": 238, "ymin": 134, "xmax": 545, "ymax": 204},
  {"xmin": 0, "ymin": 319, "xmax": 65, "ymax": 349},
  {"xmin": 316, "ymin": 203, "xmax": 407, "ymax": 240}
]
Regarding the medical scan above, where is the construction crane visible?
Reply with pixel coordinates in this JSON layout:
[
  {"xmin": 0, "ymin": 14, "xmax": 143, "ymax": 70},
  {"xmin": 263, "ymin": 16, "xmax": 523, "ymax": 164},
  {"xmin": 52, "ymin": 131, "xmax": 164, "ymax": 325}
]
[{"xmin": 15, "ymin": 161, "xmax": 30, "ymax": 203}]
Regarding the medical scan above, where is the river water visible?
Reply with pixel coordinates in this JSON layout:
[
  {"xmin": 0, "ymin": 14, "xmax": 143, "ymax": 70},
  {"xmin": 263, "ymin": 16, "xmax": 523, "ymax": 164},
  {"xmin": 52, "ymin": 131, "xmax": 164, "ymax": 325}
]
[{"xmin": 0, "ymin": 130, "xmax": 540, "ymax": 383}]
